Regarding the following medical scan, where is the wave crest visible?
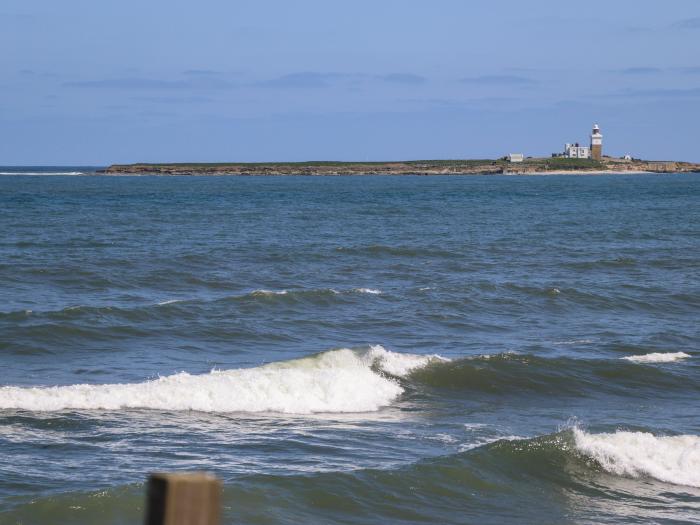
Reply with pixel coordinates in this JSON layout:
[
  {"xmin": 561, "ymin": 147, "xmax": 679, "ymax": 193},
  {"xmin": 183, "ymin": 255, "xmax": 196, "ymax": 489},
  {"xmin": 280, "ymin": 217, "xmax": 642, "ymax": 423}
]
[{"xmin": 404, "ymin": 353, "xmax": 697, "ymax": 395}]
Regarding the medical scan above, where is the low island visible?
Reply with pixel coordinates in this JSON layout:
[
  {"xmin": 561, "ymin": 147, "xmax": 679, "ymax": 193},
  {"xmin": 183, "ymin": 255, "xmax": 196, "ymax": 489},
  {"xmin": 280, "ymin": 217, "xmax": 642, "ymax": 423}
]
[{"xmin": 99, "ymin": 157, "xmax": 700, "ymax": 176}]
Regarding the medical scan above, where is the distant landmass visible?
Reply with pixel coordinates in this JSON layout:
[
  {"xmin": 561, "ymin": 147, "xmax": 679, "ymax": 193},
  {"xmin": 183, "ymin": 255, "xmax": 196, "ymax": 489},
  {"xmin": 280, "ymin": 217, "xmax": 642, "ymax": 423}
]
[{"xmin": 100, "ymin": 157, "xmax": 700, "ymax": 175}]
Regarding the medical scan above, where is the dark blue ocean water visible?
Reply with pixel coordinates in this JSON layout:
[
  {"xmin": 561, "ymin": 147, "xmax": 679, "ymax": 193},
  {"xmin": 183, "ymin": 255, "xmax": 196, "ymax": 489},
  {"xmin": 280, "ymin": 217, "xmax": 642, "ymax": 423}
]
[{"xmin": 1, "ymin": 172, "xmax": 699, "ymax": 524}]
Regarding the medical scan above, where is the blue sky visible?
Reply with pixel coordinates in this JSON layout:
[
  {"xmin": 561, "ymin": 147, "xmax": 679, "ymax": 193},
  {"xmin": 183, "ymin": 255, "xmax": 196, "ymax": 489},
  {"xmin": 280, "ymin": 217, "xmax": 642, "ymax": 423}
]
[{"xmin": 2, "ymin": 0, "xmax": 700, "ymax": 164}]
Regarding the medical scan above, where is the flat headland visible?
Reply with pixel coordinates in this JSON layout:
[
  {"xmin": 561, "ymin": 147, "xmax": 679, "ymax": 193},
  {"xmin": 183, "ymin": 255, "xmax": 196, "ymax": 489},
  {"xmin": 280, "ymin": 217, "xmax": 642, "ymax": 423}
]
[{"xmin": 100, "ymin": 157, "xmax": 700, "ymax": 175}]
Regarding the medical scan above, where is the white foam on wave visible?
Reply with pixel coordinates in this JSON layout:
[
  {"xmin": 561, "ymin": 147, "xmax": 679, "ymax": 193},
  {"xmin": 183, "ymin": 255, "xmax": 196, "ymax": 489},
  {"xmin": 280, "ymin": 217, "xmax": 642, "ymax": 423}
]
[
  {"xmin": 352, "ymin": 288, "xmax": 382, "ymax": 295},
  {"xmin": 458, "ymin": 435, "xmax": 523, "ymax": 452},
  {"xmin": 477, "ymin": 351, "xmax": 516, "ymax": 360},
  {"xmin": 0, "ymin": 345, "xmax": 443, "ymax": 414},
  {"xmin": 156, "ymin": 299, "xmax": 185, "ymax": 306},
  {"xmin": 368, "ymin": 345, "xmax": 447, "ymax": 376},
  {"xmin": 553, "ymin": 339, "xmax": 594, "ymax": 346},
  {"xmin": 622, "ymin": 352, "xmax": 690, "ymax": 363},
  {"xmin": 245, "ymin": 288, "xmax": 384, "ymax": 298},
  {"xmin": 573, "ymin": 428, "xmax": 700, "ymax": 487},
  {"xmin": 251, "ymin": 289, "xmax": 289, "ymax": 296}
]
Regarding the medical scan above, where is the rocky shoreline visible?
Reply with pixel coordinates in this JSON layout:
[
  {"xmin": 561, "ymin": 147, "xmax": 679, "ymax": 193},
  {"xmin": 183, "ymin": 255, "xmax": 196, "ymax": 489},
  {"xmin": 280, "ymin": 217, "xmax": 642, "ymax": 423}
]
[{"xmin": 99, "ymin": 158, "xmax": 700, "ymax": 176}]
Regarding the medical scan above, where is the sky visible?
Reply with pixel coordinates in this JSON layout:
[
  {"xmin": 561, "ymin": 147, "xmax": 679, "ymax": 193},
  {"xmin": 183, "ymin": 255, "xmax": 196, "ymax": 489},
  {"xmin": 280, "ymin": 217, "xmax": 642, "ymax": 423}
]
[{"xmin": 1, "ymin": 0, "xmax": 700, "ymax": 165}]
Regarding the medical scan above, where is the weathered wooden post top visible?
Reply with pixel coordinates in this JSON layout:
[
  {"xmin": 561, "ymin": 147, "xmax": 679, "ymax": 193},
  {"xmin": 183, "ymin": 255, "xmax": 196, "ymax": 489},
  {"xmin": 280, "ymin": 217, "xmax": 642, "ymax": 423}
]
[{"xmin": 145, "ymin": 472, "xmax": 222, "ymax": 525}]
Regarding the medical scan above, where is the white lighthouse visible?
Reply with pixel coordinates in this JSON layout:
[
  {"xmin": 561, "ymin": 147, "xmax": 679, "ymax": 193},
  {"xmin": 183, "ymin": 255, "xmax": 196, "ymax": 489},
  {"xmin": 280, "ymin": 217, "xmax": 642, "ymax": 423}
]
[{"xmin": 590, "ymin": 124, "xmax": 603, "ymax": 160}]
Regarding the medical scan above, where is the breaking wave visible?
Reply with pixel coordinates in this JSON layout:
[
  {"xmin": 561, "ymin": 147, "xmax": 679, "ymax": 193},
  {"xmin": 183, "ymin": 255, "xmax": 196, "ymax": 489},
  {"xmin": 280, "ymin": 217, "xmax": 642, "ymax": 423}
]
[
  {"xmin": 572, "ymin": 428, "xmax": 700, "ymax": 487},
  {"xmin": 470, "ymin": 427, "xmax": 700, "ymax": 489},
  {"xmin": 448, "ymin": 427, "xmax": 700, "ymax": 489},
  {"xmin": 2, "ymin": 349, "xmax": 697, "ymax": 412},
  {"xmin": 0, "ymin": 346, "xmax": 442, "ymax": 414},
  {"xmin": 622, "ymin": 352, "xmax": 691, "ymax": 363}
]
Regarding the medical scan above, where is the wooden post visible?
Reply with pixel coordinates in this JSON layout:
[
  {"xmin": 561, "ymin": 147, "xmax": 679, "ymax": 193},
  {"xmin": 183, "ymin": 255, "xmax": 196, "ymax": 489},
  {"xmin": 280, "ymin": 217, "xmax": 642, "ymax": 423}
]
[{"xmin": 145, "ymin": 472, "xmax": 222, "ymax": 525}]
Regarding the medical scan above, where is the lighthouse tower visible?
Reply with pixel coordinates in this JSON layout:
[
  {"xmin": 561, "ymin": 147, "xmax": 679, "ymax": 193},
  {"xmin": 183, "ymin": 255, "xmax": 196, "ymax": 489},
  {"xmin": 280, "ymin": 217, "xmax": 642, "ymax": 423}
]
[{"xmin": 590, "ymin": 124, "xmax": 603, "ymax": 160}]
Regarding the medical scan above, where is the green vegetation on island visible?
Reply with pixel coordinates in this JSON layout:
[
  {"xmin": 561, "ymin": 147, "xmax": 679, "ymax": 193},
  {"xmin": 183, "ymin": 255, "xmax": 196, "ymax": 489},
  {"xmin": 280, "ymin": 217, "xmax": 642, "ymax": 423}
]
[{"xmin": 100, "ymin": 157, "xmax": 700, "ymax": 175}]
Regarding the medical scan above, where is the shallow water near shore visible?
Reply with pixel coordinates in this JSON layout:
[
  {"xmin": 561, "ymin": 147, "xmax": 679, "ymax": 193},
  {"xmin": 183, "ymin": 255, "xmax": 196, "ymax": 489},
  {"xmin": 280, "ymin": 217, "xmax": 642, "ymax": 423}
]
[{"xmin": 1, "ymin": 172, "xmax": 699, "ymax": 524}]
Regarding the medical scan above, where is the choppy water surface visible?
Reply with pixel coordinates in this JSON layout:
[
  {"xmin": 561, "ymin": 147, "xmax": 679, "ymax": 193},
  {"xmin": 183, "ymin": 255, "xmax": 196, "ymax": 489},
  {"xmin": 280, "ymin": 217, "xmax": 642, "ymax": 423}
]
[{"xmin": 1, "ymin": 173, "xmax": 699, "ymax": 524}]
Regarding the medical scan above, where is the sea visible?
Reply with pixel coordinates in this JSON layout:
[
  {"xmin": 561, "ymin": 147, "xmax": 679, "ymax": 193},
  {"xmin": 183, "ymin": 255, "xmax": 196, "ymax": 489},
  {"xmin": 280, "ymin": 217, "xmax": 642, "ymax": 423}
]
[{"xmin": 1, "ymin": 168, "xmax": 699, "ymax": 524}]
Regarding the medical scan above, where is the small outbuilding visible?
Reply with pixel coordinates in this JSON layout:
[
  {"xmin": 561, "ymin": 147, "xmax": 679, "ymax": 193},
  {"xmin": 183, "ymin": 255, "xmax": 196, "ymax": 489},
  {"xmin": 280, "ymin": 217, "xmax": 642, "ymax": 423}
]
[{"xmin": 508, "ymin": 153, "xmax": 524, "ymax": 163}]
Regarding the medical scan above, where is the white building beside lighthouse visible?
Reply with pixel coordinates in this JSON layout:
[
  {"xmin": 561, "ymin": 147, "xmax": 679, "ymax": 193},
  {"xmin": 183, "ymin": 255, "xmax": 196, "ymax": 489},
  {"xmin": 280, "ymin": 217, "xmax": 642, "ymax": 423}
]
[{"xmin": 564, "ymin": 143, "xmax": 590, "ymax": 159}]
